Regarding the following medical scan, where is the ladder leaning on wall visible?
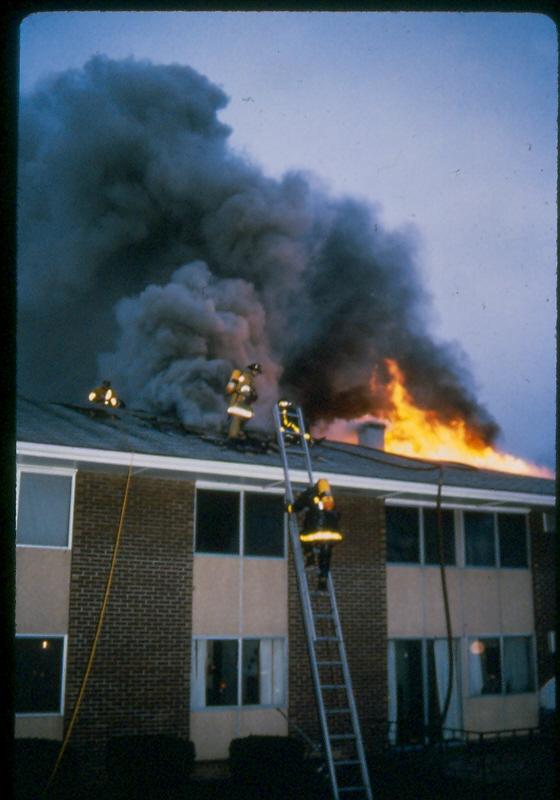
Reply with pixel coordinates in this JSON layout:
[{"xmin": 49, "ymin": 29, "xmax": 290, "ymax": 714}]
[{"xmin": 272, "ymin": 404, "xmax": 373, "ymax": 800}]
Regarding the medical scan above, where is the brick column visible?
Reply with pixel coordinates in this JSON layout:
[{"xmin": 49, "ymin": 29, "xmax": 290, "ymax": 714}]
[
  {"xmin": 288, "ymin": 494, "xmax": 387, "ymax": 751},
  {"xmin": 65, "ymin": 471, "xmax": 195, "ymax": 748},
  {"xmin": 529, "ymin": 509, "xmax": 556, "ymax": 688}
]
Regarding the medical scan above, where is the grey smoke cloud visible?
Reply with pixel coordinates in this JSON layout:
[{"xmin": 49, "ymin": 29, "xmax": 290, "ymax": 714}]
[{"xmin": 18, "ymin": 55, "xmax": 498, "ymax": 442}]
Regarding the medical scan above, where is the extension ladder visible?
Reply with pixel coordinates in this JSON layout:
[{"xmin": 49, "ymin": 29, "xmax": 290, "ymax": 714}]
[{"xmin": 272, "ymin": 405, "xmax": 373, "ymax": 800}]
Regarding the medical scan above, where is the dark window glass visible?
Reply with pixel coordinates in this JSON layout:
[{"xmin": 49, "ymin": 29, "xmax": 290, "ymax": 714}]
[
  {"xmin": 424, "ymin": 509, "xmax": 456, "ymax": 565},
  {"xmin": 498, "ymin": 514, "xmax": 528, "ymax": 567},
  {"xmin": 386, "ymin": 507, "xmax": 420, "ymax": 563},
  {"xmin": 242, "ymin": 639, "xmax": 260, "ymax": 704},
  {"xmin": 244, "ymin": 493, "xmax": 285, "ymax": 557},
  {"xmin": 16, "ymin": 637, "xmax": 64, "ymax": 713},
  {"xmin": 393, "ymin": 639, "xmax": 424, "ymax": 743},
  {"xmin": 469, "ymin": 637, "xmax": 501, "ymax": 694},
  {"xmin": 206, "ymin": 640, "xmax": 238, "ymax": 706},
  {"xmin": 503, "ymin": 636, "xmax": 534, "ymax": 693},
  {"xmin": 196, "ymin": 490, "xmax": 239, "ymax": 554},
  {"xmin": 17, "ymin": 473, "xmax": 72, "ymax": 547},
  {"xmin": 464, "ymin": 512, "xmax": 496, "ymax": 566}
]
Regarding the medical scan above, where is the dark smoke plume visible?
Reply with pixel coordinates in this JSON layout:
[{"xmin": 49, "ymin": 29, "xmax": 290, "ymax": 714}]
[{"xmin": 18, "ymin": 55, "xmax": 498, "ymax": 443}]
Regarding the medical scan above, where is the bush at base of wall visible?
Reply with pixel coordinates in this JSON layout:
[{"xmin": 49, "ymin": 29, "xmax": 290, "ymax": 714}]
[
  {"xmin": 229, "ymin": 735, "xmax": 327, "ymax": 799},
  {"xmin": 105, "ymin": 735, "xmax": 196, "ymax": 799},
  {"xmin": 14, "ymin": 738, "xmax": 79, "ymax": 800}
]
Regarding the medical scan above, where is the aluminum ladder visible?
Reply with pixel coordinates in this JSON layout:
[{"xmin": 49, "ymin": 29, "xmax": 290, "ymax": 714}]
[{"xmin": 273, "ymin": 404, "xmax": 373, "ymax": 800}]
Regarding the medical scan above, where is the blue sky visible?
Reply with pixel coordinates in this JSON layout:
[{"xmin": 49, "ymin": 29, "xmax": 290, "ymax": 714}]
[{"xmin": 18, "ymin": 10, "xmax": 557, "ymax": 468}]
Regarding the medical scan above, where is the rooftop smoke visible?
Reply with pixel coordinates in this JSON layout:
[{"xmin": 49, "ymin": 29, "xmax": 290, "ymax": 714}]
[{"xmin": 18, "ymin": 55, "xmax": 499, "ymax": 443}]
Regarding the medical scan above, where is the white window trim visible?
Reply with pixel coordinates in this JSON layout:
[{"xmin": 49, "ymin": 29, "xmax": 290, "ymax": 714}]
[
  {"xmin": 15, "ymin": 633, "xmax": 67, "ymax": 717},
  {"xmin": 466, "ymin": 633, "xmax": 537, "ymax": 698},
  {"xmin": 16, "ymin": 465, "xmax": 76, "ymax": 550},
  {"xmin": 194, "ymin": 486, "xmax": 287, "ymax": 559},
  {"xmin": 191, "ymin": 635, "xmax": 288, "ymax": 711}
]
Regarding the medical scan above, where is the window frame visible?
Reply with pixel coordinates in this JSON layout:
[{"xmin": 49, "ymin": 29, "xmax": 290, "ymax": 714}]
[
  {"xmin": 16, "ymin": 466, "xmax": 76, "ymax": 550},
  {"xmin": 385, "ymin": 503, "xmax": 457, "ymax": 567},
  {"xmin": 463, "ymin": 511, "xmax": 529, "ymax": 570},
  {"xmin": 194, "ymin": 483, "xmax": 286, "ymax": 559},
  {"xmin": 467, "ymin": 634, "xmax": 536, "ymax": 697},
  {"xmin": 190, "ymin": 635, "xmax": 287, "ymax": 711},
  {"xmin": 15, "ymin": 634, "xmax": 67, "ymax": 716}
]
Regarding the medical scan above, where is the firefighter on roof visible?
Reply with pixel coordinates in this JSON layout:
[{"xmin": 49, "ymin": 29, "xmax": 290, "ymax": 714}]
[
  {"xmin": 225, "ymin": 363, "xmax": 262, "ymax": 439},
  {"xmin": 287, "ymin": 478, "xmax": 343, "ymax": 590},
  {"xmin": 88, "ymin": 380, "xmax": 124, "ymax": 408},
  {"xmin": 278, "ymin": 399, "xmax": 313, "ymax": 445}
]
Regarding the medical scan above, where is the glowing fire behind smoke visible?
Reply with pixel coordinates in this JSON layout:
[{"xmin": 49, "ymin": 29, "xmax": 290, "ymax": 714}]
[{"xmin": 317, "ymin": 359, "xmax": 553, "ymax": 478}]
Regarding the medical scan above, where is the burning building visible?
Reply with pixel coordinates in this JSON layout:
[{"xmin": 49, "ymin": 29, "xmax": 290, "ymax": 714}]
[
  {"xmin": 14, "ymin": 55, "xmax": 555, "ymax": 781},
  {"xmin": 15, "ymin": 397, "xmax": 555, "ymax": 768}
]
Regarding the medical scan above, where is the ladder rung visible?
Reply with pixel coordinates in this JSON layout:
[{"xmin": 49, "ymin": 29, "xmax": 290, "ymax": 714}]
[
  {"xmin": 338, "ymin": 788, "xmax": 368, "ymax": 794},
  {"xmin": 330, "ymin": 734, "xmax": 356, "ymax": 741},
  {"xmin": 317, "ymin": 660, "xmax": 342, "ymax": 666},
  {"xmin": 320, "ymin": 684, "xmax": 347, "ymax": 690},
  {"xmin": 315, "ymin": 636, "xmax": 339, "ymax": 642},
  {"xmin": 326, "ymin": 708, "xmax": 351, "ymax": 715},
  {"xmin": 315, "ymin": 613, "xmax": 334, "ymax": 619},
  {"xmin": 335, "ymin": 759, "xmax": 360, "ymax": 766}
]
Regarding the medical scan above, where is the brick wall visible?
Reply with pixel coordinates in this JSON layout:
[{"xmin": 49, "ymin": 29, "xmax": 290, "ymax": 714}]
[
  {"xmin": 65, "ymin": 471, "xmax": 194, "ymax": 748},
  {"xmin": 529, "ymin": 509, "xmax": 556, "ymax": 688},
  {"xmin": 288, "ymin": 493, "xmax": 387, "ymax": 750}
]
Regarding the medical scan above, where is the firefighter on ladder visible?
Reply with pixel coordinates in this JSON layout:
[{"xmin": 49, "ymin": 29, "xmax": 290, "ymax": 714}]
[
  {"xmin": 277, "ymin": 399, "xmax": 313, "ymax": 446},
  {"xmin": 225, "ymin": 363, "xmax": 262, "ymax": 440},
  {"xmin": 287, "ymin": 479, "xmax": 343, "ymax": 590}
]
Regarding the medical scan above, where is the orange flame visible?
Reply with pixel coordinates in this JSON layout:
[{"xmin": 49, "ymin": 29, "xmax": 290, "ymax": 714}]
[{"xmin": 316, "ymin": 359, "xmax": 553, "ymax": 478}]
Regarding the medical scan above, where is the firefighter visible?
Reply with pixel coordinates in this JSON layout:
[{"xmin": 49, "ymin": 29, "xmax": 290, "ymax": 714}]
[
  {"xmin": 287, "ymin": 478, "xmax": 343, "ymax": 590},
  {"xmin": 225, "ymin": 363, "xmax": 262, "ymax": 439},
  {"xmin": 277, "ymin": 399, "xmax": 313, "ymax": 446},
  {"xmin": 88, "ymin": 380, "xmax": 124, "ymax": 408}
]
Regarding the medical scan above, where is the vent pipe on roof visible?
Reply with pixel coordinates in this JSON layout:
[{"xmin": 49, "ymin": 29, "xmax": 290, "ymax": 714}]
[{"xmin": 357, "ymin": 420, "xmax": 387, "ymax": 450}]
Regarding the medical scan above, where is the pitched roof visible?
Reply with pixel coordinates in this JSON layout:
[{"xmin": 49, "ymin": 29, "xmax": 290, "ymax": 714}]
[{"xmin": 17, "ymin": 397, "xmax": 555, "ymax": 506}]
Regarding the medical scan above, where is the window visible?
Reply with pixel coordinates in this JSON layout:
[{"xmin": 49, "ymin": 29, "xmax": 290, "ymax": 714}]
[
  {"xmin": 464, "ymin": 512, "xmax": 528, "ymax": 568},
  {"xmin": 386, "ymin": 507, "xmax": 420, "ymax": 563},
  {"xmin": 498, "ymin": 514, "xmax": 528, "ymax": 567},
  {"xmin": 386, "ymin": 506, "xmax": 455, "ymax": 565},
  {"xmin": 388, "ymin": 637, "xmax": 462, "ymax": 744},
  {"xmin": 464, "ymin": 512, "xmax": 495, "ymax": 567},
  {"xmin": 244, "ymin": 493, "xmax": 285, "ymax": 557},
  {"xmin": 15, "ymin": 636, "xmax": 65, "ymax": 714},
  {"xmin": 469, "ymin": 635, "xmax": 535, "ymax": 696},
  {"xmin": 195, "ymin": 490, "xmax": 239, "ymax": 554},
  {"xmin": 423, "ymin": 509, "xmax": 456, "ymax": 566},
  {"xmin": 195, "ymin": 489, "xmax": 285, "ymax": 557},
  {"xmin": 16, "ymin": 470, "xmax": 74, "ymax": 548},
  {"xmin": 468, "ymin": 637, "xmax": 501, "ymax": 694},
  {"xmin": 191, "ymin": 638, "xmax": 286, "ymax": 708}
]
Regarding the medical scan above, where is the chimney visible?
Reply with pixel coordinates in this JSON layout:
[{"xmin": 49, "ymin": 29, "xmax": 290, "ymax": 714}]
[{"xmin": 357, "ymin": 420, "xmax": 387, "ymax": 450}]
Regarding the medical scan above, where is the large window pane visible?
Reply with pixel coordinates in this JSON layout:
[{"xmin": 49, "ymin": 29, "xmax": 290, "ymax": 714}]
[
  {"xmin": 195, "ymin": 490, "xmax": 239, "ymax": 554},
  {"xmin": 392, "ymin": 639, "xmax": 424, "ymax": 743},
  {"xmin": 424, "ymin": 509, "xmax": 456, "ymax": 565},
  {"xmin": 503, "ymin": 636, "xmax": 534, "ymax": 693},
  {"xmin": 244, "ymin": 493, "xmax": 285, "ymax": 557},
  {"xmin": 16, "ymin": 637, "xmax": 64, "ymax": 713},
  {"xmin": 464, "ymin": 512, "xmax": 496, "ymax": 567},
  {"xmin": 468, "ymin": 637, "xmax": 501, "ymax": 695},
  {"xmin": 206, "ymin": 640, "xmax": 238, "ymax": 706},
  {"xmin": 242, "ymin": 639, "xmax": 260, "ymax": 704},
  {"xmin": 498, "ymin": 514, "xmax": 528, "ymax": 567},
  {"xmin": 17, "ymin": 473, "xmax": 72, "ymax": 547},
  {"xmin": 386, "ymin": 507, "xmax": 420, "ymax": 563}
]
